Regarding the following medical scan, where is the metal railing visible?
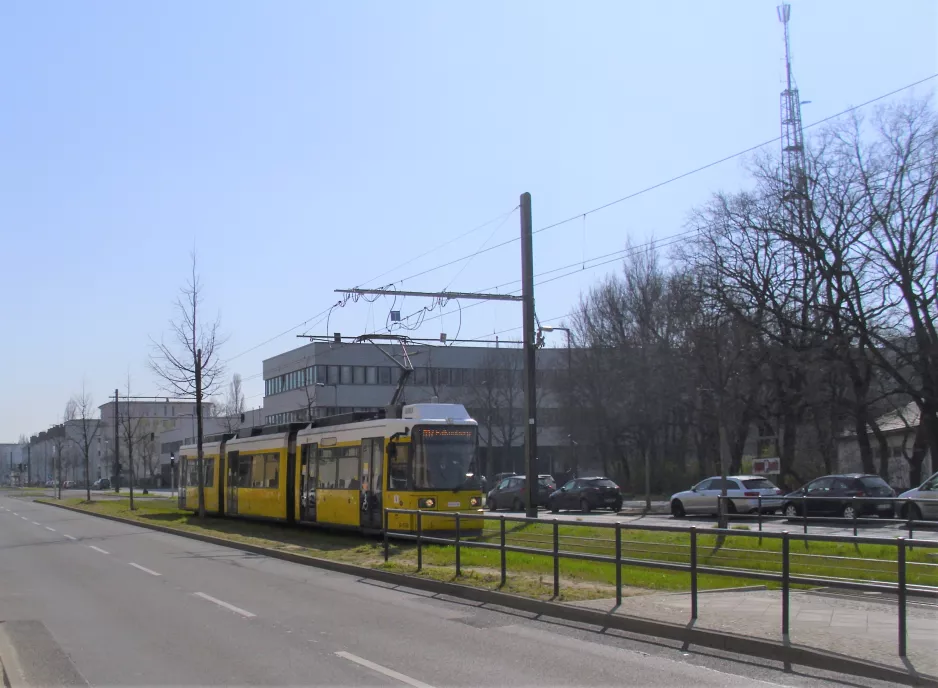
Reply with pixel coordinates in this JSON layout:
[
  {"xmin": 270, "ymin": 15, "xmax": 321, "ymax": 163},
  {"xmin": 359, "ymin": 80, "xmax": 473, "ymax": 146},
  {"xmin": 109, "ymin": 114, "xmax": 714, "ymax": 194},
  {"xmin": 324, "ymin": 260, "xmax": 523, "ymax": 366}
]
[
  {"xmin": 715, "ymin": 494, "xmax": 936, "ymax": 539},
  {"xmin": 383, "ymin": 507, "xmax": 938, "ymax": 658}
]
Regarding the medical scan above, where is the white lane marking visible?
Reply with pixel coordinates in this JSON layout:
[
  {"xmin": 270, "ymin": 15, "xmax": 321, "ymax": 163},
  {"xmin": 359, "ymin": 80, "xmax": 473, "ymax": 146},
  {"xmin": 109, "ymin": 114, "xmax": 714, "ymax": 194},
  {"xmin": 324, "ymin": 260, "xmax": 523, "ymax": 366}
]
[
  {"xmin": 45, "ymin": 526, "xmax": 56, "ymax": 532},
  {"xmin": 192, "ymin": 592, "xmax": 256, "ymax": 618},
  {"xmin": 12, "ymin": 512, "xmax": 18, "ymax": 516},
  {"xmin": 128, "ymin": 562, "xmax": 161, "ymax": 576},
  {"xmin": 63, "ymin": 534, "xmax": 76, "ymax": 540},
  {"xmin": 335, "ymin": 651, "xmax": 435, "ymax": 688},
  {"xmin": 89, "ymin": 545, "xmax": 109, "ymax": 554},
  {"xmin": 30, "ymin": 521, "xmax": 40, "ymax": 526},
  {"xmin": 20, "ymin": 516, "xmax": 27, "ymax": 520}
]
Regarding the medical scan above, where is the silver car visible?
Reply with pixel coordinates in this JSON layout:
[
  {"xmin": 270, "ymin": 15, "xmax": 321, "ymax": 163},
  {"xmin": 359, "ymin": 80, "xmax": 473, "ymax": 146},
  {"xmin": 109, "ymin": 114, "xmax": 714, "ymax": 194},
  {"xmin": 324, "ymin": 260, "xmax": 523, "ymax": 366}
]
[
  {"xmin": 896, "ymin": 471, "xmax": 938, "ymax": 520},
  {"xmin": 670, "ymin": 475, "xmax": 784, "ymax": 517}
]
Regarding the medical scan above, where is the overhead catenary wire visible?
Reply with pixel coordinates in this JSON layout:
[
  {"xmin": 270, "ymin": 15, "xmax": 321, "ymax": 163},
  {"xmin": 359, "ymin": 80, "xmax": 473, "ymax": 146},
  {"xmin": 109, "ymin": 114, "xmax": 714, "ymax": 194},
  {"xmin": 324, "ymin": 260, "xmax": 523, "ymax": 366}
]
[{"xmin": 225, "ymin": 74, "xmax": 937, "ymax": 372}]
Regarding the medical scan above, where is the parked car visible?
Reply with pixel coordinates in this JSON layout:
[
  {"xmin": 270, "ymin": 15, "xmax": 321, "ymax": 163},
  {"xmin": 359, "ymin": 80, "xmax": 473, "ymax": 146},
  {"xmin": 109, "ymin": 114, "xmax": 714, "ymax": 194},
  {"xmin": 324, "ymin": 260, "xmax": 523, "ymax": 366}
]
[
  {"xmin": 92, "ymin": 478, "xmax": 111, "ymax": 490},
  {"xmin": 670, "ymin": 476, "xmax": 783, "ymax": 517},
  {"xmin": 491, "ymin": 472, "xmax": 517, "ymax": 485},
  {"xmin": 62, "ymin": 480, "xmax": 76, "ymax": 489},
  {"xmin": 487, "ymin": 475, "xmax": 556, "ymax": 511},
  {"xmin": 896, "ymin": 471, "xmax": 938, "ymax": 521},
  {"xmin": 548, "ymin": 477, "xmax": 622, "ymax": 513},
  {"xmin": 44, "ymin": 479, "xmax": 56, "ymax": 487},
  {"xmin": 782, "ymin": 474, "xmax": 895, "ymax": 519}
]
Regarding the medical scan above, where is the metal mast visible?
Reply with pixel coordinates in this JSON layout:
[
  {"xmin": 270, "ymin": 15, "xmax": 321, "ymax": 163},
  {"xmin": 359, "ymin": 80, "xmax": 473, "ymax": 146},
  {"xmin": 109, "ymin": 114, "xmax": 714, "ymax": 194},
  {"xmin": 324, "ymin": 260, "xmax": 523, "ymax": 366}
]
[{"xmin": 777, "ymin": 4, "xmax": 807, "ymax": 205}]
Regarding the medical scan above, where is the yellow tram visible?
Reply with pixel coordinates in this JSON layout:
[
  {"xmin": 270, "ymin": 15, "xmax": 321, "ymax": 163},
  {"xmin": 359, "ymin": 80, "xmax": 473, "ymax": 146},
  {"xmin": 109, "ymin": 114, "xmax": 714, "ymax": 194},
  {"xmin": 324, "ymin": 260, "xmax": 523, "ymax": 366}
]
[{"xmin": 178, "ymin": 403, "xmax": 482, "ymax": 533}]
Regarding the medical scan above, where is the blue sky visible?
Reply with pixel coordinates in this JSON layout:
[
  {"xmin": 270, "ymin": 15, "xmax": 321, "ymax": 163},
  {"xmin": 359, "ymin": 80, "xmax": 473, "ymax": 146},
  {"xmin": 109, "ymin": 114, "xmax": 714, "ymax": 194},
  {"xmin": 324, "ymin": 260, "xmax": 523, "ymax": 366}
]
[{"xmin": 1, "ymin": 0, "xmax": 935, "ymax": 440}]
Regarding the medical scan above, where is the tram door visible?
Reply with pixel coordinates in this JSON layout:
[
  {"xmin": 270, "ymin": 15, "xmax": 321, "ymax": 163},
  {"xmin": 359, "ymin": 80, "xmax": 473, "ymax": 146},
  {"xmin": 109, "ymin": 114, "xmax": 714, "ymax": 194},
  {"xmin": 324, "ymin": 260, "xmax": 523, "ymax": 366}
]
[
  {"xmin": 299, "ymin": 443, "xmax": 317, "ymax": 522},
  {"xmin": 226, "ymin": 451, "xmax": 239, "ymax": 515},
  {"xmin": 361, "ymin": 438, "xmax": 384, "ymax": 530}
]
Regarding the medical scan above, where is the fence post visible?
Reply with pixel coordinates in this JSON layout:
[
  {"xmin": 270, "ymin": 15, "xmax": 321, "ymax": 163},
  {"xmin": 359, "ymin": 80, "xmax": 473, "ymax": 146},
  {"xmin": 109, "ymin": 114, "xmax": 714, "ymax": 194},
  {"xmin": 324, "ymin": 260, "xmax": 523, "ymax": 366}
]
[
  {"xmin": 853, "ymin": 496, "xmax": 858, "ymax": 537},
  {"xmin": 455, "ymin": 512, "xmax": 461, "ymax": 577},
  {"xmin": 758, "ymin": 496, "xmax": 763, "ymax": 544},
  {"xmin": 782, "ymin": 531, "xmax": 790, "ymax": 638},
  {"xmin": 898, "ymin": 537, "xmax": 907, "ymax": 657},
  {"xmin": 383, "ymin": 509, "xmax": 389, "ymax": 563},
  {"xmin": 417, "ymin": 510, "xmax": 423, "ymax": 572},
  {"xmin": 500, "ymin": 515, "xmax": 507, "ymax": 587},
  {"xmin": 615, "ymin": 522, "xmax": 622, "ymax": 606},
  {"xmin": 690, "ymin": 526, "xmax": 698, "ymax": 621},
  {"xmin": 906, "ymin": 500, "xmax": 913, "ymax": 543},
  {"xmin": 552, "ymin": 519, "xmax": 560, "ymax": 598},
  {"xmin": 803, "ymin": 498, "xmax": 808, "ymax": 535}
]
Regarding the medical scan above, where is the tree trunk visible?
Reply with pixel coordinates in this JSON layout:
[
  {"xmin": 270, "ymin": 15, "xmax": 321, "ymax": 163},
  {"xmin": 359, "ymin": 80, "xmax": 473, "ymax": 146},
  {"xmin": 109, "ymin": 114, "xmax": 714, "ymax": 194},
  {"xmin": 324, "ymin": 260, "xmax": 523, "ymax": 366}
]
[
  {"xmin": 196, "ymin": 347, "xmax": 206, "ymax": 519},
  {"xmin": 870, "ymin": 424, "xmax": 891, "ymax": 482},
  {"xmin": 85, "ymin": 450, "xmax": 91, "ymax": 502},
  {"xmin": 908, "ymin": 422, "xmax": 929, "ymax": 488},
  {"xmin": 852, "ymin": 411, "xmax": 877, "ymax": 475}
]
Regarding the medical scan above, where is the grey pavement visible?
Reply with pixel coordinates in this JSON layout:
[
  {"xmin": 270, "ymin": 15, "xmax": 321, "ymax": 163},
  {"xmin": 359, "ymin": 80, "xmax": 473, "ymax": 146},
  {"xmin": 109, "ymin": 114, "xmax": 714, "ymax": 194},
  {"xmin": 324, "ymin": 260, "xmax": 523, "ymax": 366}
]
[
  {"xmin": 0, "ymin": 495, "xmax": 901, "ymax": 687},
  {"xmin": 573, "ymin": 588, "xmax": 938, "ymax": 678}
]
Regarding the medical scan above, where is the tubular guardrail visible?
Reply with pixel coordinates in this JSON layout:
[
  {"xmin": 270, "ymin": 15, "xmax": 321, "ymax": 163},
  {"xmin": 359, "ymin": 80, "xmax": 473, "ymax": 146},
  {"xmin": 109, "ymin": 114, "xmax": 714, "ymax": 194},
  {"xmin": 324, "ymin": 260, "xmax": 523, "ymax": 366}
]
[
  {"xmin": 714, "ymin": 494, "xmax": 936, "ymax": 540},
  {"xmin": 383, "ymin": 507, "xmax": 938, "ymax": 659}
]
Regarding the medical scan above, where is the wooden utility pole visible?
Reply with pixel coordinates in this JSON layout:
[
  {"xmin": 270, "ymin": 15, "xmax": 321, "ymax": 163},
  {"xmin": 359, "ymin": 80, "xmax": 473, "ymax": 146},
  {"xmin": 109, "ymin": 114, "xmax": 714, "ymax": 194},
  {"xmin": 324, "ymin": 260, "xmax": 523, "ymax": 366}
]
[{"xmin": 520, "ymin": 192, "xmax": 538, "ymax": 518}]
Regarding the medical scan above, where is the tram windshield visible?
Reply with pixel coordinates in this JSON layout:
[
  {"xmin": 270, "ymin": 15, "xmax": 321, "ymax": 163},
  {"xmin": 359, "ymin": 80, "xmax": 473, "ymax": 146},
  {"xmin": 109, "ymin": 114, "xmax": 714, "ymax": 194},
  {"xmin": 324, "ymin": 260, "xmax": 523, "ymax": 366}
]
[{"xmin": 411, "ymin": 426, "xmax": 478, "ymax": 491}]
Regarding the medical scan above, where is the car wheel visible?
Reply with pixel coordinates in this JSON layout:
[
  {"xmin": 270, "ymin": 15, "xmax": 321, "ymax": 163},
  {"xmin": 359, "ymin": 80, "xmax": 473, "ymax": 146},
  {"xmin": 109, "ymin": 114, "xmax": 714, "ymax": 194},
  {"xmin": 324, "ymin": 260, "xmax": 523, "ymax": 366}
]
[
  {"xmin": 784, "ymin": 503, "xmax": 799, "ymax": 518},
  {"xmin": 671, "ymin": 500, "xmax": 686, "ymax": 518},
  {"xmin": 842, "ymin": 504, "xmax": 857, "ymax": 521},
  {"xmin": 612, "ymin": 500, "xmax": 623, "ymax": 512},
  {"xmin": 512, "ymin": 499, "xmax": 524, "ymax": 512},
  {"xmin": 580, "ymin": 498, "xmax": 591, "ymax": 514},
  {"xmin": 488, "ymin": 497, "xmax": 498, "ymax": 512},
  {"xmin": 725, "ymin": 500, "xmax": 738, "ymax": 515},
  {"xmin": 902, "ymin": 503, "xmax": 923, "ymax": 521}
]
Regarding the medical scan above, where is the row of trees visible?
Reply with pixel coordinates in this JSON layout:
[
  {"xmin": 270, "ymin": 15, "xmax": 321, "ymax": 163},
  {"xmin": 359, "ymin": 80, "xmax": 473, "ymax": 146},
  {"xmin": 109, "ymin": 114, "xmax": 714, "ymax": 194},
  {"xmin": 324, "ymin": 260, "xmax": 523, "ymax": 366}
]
[{"xmin": 559, "ymin": 98, "xmax": 937, "ymax": 492}]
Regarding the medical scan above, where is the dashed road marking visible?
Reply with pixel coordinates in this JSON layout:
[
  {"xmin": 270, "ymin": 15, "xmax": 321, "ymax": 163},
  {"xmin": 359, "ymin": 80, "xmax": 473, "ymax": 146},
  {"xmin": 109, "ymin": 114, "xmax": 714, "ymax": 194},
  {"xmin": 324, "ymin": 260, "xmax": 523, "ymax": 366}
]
[
  {"xmin": 31, "ymin": 521, "xmax": 40, "ymax": 526},
  {"xmin": 89, "ymin": 545, "xmax": 109, "ymax": 554},
  {"xmin": 335, "ymin": 651, "xmax": 435, "ymax": 688},
  {"xmin": 12, "ymin": 512, "xmax": 19, "ymax": 516},
  {"xmin": 45, "ymin": 526, "xmax": 56, "ymax": 532},
  {"xmin": 192, "ymin": 592, "xmax": 256, "ymax": 618},
  {"xmin": 63, "ymin": 534, "xmax": 76, "ymax": 540},
  {"xmin": 128, "ymin": 563, "xmax": 161, "ymax": 576}
]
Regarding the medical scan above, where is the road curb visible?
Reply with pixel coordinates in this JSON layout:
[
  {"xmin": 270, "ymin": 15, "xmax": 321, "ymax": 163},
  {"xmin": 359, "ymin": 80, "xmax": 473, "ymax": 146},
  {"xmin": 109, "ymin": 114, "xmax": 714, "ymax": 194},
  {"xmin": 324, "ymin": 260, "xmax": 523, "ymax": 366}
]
[{"xmin": 37, "ymin": 500, "xmax": 938, "ymax": 687}]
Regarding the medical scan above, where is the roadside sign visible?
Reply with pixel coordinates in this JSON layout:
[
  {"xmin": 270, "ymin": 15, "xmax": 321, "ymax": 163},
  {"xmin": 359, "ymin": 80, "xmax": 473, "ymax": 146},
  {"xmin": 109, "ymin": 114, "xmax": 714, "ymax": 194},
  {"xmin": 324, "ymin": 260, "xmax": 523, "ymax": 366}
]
[{"xmin": 752, "ymin": 457, "xmax": 780, "ymax": 475}]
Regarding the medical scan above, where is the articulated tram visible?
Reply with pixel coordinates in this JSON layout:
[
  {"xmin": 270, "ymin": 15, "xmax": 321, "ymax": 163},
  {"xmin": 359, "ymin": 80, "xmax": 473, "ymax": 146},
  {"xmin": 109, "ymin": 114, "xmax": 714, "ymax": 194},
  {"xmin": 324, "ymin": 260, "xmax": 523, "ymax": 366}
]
[{"xmin": 177, "ymin": 403, "xmax": 482, "ymax": 533}]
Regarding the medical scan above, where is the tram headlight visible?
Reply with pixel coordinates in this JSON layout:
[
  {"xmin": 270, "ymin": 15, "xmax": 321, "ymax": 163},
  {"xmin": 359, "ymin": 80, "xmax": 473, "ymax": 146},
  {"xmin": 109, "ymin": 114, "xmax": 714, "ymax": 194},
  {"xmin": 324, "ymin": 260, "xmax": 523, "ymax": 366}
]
[
  {"xmin": 469, "ymin": 496, "xmax": 481, "ymax": 507},
  {"xmin": 418, "ymin": 497, "xmax": 436, "ymax": 509}
]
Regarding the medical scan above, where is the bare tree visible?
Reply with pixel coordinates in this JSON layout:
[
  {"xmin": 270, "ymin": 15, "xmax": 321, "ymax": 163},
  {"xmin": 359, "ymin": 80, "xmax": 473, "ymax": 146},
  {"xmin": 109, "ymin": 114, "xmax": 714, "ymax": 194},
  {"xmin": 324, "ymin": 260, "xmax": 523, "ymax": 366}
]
[
  {"xmin": 223, "ymin": 373, "xmax": 246, "ymax": 433},
  {"xmin": 117, "ymin": 377, "xmax": 145, "ymax": 510},
  {"xmin": 69, "ymin": 383, "xmax": 101, "ymax": 501},
  {"xmin": 149, "ymin": 253, "xmax": 225, "ymax": 518}
]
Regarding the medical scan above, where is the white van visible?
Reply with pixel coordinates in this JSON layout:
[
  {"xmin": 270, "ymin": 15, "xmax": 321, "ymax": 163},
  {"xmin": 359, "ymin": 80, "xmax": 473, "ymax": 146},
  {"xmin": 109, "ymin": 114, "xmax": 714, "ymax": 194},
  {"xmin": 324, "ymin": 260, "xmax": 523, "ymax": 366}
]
[{"xmin": 897, "ymin": 471, "xmax": 938, "ymax": 520}]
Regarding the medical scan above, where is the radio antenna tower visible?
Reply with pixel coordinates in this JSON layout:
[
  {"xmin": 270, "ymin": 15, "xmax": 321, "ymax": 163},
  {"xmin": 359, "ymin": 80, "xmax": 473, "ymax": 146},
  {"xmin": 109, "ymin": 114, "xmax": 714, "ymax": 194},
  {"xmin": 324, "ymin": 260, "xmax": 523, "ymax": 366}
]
[{"xmin": 777, "ymin": 3, "xmax": 808, "ymax": 206}]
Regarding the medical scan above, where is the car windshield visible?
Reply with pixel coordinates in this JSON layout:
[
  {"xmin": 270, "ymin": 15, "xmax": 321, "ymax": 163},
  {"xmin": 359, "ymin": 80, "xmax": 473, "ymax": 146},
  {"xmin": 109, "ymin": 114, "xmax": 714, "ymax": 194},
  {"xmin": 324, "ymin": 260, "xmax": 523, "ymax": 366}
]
[
  {"xmin": 742, "ymin": 478, "xmax": 777, "ymax": 489},
  {"xmin": 411, "ymin": 426, "xmax": 478, "ymax": 490},
  {"xmin": 859, "ymin": 476, "xmax": 892, "ymax": 493},
  {"xmin": 587, "ymin": 479, "xmax": 617, "ymax": 488},
  {"xmin": 538, "ymin": 477, "xmax": 554, "ymax": 487}
]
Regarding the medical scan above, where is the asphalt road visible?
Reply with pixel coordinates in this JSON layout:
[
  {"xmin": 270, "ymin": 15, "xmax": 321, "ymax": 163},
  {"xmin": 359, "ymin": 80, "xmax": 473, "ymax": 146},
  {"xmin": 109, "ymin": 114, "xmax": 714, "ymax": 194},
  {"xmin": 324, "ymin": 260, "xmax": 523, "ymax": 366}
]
[{"xmin": 0, "ymin": 496, "xmax": 904, "ymax": 687}]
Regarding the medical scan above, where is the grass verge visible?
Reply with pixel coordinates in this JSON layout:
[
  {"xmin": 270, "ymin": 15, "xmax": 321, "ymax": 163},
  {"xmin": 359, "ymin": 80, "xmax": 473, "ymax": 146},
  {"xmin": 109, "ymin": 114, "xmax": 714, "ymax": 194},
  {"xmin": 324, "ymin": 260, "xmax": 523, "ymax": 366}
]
[{"xmin": 41, "ymin": 498, "xmax": 937, "ymax": 601}]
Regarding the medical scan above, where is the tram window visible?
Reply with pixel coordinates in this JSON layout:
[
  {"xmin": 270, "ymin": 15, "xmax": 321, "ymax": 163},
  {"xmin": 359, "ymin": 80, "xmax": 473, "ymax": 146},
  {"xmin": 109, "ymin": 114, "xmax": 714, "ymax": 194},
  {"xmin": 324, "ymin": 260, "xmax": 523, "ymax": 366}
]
[
  {"xmin": 318, "ymin": 449, "xmax": 337, "ymax": 489},
  {"xmin": 366, "ymin": 366, "xmax": 377, "ymax": 384},
  {"xmin": 388, "ymin": 445, "xmax": 410, "ymax": 490},
  {"xmin": 353, "ymin": 366, "xmax": 365, "ymax": 385},
  {"xmin": 237, "ymin": 455, "xmax": 252, "ymax": 487},
  {"xmin": 378, "ymin": 367, "xmax": 391, "ymax": 385},
  {"xmin": 265, "ymin": 454, "xmax": 279, "ymax": 488}
]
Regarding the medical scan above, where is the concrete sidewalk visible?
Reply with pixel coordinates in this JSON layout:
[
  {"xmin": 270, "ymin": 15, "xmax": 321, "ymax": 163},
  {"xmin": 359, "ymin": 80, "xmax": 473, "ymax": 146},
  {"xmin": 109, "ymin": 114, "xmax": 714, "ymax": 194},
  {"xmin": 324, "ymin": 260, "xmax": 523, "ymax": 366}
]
[{"xmin": 571, "ymin": 588, "xmax": 938, "ymax": 679}]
